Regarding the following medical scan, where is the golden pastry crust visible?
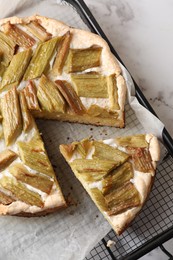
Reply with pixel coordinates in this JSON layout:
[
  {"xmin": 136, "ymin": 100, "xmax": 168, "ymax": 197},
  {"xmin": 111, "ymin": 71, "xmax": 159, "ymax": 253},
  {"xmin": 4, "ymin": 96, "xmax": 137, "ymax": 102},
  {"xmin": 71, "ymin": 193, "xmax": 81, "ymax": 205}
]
[{"xmin": 0, "ymin": 204, "xmax": 67, "ymax": 217}]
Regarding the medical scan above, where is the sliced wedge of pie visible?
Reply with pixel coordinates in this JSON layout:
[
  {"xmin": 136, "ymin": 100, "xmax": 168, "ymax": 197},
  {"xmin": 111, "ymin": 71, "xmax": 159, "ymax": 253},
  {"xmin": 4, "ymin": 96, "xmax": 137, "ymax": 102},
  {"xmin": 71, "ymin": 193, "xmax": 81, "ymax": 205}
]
[
  {"xmin": 60, "ymin": 134, "xmax": 160, "ymax": 235},
  {"xmin": 0, "ymin": 87, "xmax": 66, "ymax": 216},
  {"xmin": 0, "ymin": 15, "xmax": 126, "ymax": 128}
]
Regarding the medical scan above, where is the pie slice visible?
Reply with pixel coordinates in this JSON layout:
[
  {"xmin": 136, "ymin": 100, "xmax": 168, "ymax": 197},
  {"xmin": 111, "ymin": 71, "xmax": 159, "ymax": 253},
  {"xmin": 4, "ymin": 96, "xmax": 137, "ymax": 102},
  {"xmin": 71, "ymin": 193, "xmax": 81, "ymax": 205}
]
[
  {"xmin": 0, "ymin": 87, "xmax": 66, "ymax": 216},
  {"xmin": 0, "ymin": 15, "xmax": 126, "ymax": 128},
  {"xmin": 60, "ymin": 134, "xmax": 160, "ymax": 235}
]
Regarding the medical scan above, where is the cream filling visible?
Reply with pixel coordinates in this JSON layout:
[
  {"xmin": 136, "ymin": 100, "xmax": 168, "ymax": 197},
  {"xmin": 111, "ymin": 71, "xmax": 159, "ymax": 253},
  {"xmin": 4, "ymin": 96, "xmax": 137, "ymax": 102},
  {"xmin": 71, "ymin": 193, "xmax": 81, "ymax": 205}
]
[
  {"xmin": 69, "ymin": 151, "xmax": 82, "ymax": 163},
  {"xmin": 103, "ymin": 138, "xmax": 127, "ymax": 152},
  {"xmin": 103, "ymin": 138, "xmax": 117, "ymax": 147},
  {"xmin": 80, "ymin": 97, "xmax": 109, "ymax": 110},
  {"xmin": 88, "ymin": 181, "xmax": 102, "ymax": 191}
]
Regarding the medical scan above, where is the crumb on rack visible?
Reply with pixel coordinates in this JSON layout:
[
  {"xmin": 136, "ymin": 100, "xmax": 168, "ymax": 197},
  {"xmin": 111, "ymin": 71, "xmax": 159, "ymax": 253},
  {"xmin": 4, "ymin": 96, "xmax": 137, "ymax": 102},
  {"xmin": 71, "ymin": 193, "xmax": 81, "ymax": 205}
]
[{"xmin": 107, "ymin": 240, "xmax": 116, "ymax": 248}]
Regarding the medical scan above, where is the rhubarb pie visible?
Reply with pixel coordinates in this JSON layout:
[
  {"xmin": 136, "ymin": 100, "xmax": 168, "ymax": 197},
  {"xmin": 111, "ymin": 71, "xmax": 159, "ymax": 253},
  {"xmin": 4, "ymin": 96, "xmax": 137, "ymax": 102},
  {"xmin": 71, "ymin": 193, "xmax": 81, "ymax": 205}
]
[
  {"xmin": 60, "ymin": 134, "xmax": 160, "ymax": 235},
  {"xmin": 0, "ymin": 15, "xmax": 126, "ymax": 215},
  {"xmin": 0, "ymin": 15, "xmax": 160, "ymax": 234},
  {"xmin": 0, "ymin": 15, "xmax": 126, "ymax": 127}
]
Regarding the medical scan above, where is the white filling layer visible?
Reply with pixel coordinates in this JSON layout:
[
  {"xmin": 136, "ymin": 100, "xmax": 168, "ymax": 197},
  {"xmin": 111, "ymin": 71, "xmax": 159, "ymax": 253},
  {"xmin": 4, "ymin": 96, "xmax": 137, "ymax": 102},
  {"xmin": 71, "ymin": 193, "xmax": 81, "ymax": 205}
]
[
  {"xmin": 103, "ymin": 138, "xmax": 117, "ymax": 147},
  {"xmin": 103, "ymin": 138, "xmax": 127, "ymax": 152},
  {"xmin": 80, "ymin": 97, "xmax": 109, "ymax": 109},
  {"xmin": 88, "ymin": 181, "xmax": 102, "ymax": 191}
]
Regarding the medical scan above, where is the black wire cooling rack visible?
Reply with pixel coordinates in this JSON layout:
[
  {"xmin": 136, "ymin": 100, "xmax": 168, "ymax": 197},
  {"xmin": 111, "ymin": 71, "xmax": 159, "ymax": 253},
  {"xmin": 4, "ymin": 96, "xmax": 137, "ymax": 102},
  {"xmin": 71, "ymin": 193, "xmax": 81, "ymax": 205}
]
[
  {"xmin": 85, "ymin": 154, "xmax": 173, "ymax": 260},
  {"xmin": 62, "ymin": 0, "xmax": 173, "ymax": 259}
]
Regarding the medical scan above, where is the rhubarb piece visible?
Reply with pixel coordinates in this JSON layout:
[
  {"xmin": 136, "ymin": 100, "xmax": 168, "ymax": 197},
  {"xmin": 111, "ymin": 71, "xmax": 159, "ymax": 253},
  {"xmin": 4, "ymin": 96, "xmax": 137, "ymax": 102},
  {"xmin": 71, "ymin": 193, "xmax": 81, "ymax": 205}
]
[
  {"xmin": 25, "ymin": 21, "xmax": 52, "ymax": 41},
  {"xmin": 0, "ymin": 176, "xmax": 44, "ymax": 207},
  {"xmin": 107, "ymin": 74, "xmax": 120, "ymax": 110},
  {"xmin": 67, "ymin": 45, "xmax": 102, "ymax": 72},
  {"xmin": 37, "ymin": 75, "xmax": 65, "ymax": 113},
  {"xmin": 51, "ymin": 31, "xmax": 71, "ymax": 75},
  {"xmin": 74, "ymin": 143, "xmax": 87, "ymax": 159},
  {"xmin": 0, "ymin": 31, "xmax": 16, "ymax": 67},
  {"xmin": 102, "ymin": 162, "xmax": 133, "ymax": 195},
  {"xmin": 0, "ymin": 64, "xmax": 5, "ymax": 77},
  {"xmin": 70, "ymin": 159, "xmax": 118, "ymax": 182},
  {"xmin": 23, "ymin": 81, "xmax": 40, "ymax": 111},
  {"xmin": 1, "ymin": 49, "xmax": 32, "ymax": 89},
  {"xmin": 0, "ymin": 51, "xmax": 3, "ymax": 62},
  {"xmin": 55, "ymin": 80, "xmax": 85, "ymax": 115},
  {"xmin": 28, "ymin": 133, "xmax": 45, "ymax": 152},
  {"xmin": 132, "ymin": 148, "xmax": 154, "ymax": 173},
  {"xmin": 93, "ymin": 141, "xmax": 129, "ymax": 163},
  {"xmin": 115, "ymin": 134, "xmax": 148, "ymax": 148},
  {"xmin": 60, "ymin": 139, "xmax": 93, "ymax": 162},
  {"xmin": 17, "ymin": 138, "xmax": 55, "ymax": 178},
  {"xmin": 87, "ymin": 105, "xmax": 118, "ymax": 119},
  {"xmin": 1, "ymin": 87, "xmax": 22, "ymax": 145},
  {"xmin": 105, "ymin": 182, "xmax": 141, "ymax": 216},
  {"xmin": 0, "ymin": 149, "xmax": 17, "ymax": 171},
  {"xmin": 75, "ymin": 139, "xmax": 93, "ymax": 159},
  {"xmin": 0, "ymin": 191, "xmax": 15, "ymax": 205},
  {"xmin": 0, "ymin": 51, "xmax": 5, "ymax": 77},
  {"xmin": 9, "ymin": 163, "xmax": 53, "ymax": 194},
  {"xmin": 19, "ymin": 91, "xmax": 33, "ymax": 132},
  {"xmin": 0, "ymin": 130, "xmax": 3, "ymax": 139},
  {"xmin": 71, "ymin": 73, "xmax": 108, "ymax": 98},
  {"xmin": 23, "ymin": 37, "xmax": 60, "ymax": 80},
  {"xmin": 59, "ymin": 143, "xmax": 76, "ymax": 161},
  {"xmin": 91, "ymin": 188, "xmax": 109, "ymax": 212},
  {"xmin": 59, "ymin": 139, "xmax": 92, "ymax": 160},
  {"xmin": 3, "ymin": 22, "xmax": 36, "ymax": 48}
]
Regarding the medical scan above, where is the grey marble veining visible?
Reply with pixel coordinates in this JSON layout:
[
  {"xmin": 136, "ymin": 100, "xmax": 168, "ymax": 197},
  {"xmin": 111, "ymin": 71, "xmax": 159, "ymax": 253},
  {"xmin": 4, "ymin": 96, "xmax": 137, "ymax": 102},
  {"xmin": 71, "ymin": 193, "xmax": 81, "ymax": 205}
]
[
  {"xmin": 86, "ymin": 0, "xmax": 173, "ymax": 138},
  {"xmin": 85, "ymin": 0, "xmax": 173, "ymax": 259}
]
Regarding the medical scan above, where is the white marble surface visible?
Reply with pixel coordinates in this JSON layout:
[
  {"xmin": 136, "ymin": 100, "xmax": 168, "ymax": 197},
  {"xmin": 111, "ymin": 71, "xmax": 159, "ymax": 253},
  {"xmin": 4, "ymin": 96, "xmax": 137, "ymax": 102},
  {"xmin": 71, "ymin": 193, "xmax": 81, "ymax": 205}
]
[
  {"xmin": 85, "ymin": 0, "xmax": 173, "ymax": 138},
  {"xmin": 84, "ymin": 0, "xmax": 173, "ymax": 259}
]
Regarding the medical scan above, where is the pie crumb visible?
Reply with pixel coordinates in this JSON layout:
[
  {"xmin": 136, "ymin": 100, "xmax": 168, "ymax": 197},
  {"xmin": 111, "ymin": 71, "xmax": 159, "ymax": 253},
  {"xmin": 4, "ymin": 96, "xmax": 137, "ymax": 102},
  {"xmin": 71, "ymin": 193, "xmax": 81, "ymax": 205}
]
[{"xmin": 106, "ymin": 240, "xmax": 116, "ymax": 247}]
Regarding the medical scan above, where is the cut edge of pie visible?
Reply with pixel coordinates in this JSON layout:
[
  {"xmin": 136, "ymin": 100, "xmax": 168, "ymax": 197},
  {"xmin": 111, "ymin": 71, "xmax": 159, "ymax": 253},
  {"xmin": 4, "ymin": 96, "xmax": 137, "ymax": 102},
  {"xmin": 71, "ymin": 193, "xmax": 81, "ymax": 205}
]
[
  {"xmin": 0, "ymin": 15, "xmax": 126, "ymax": 128},
  {"xmin": 60, "ymin": 134, "xmax": 160, "ymax": 235}
]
